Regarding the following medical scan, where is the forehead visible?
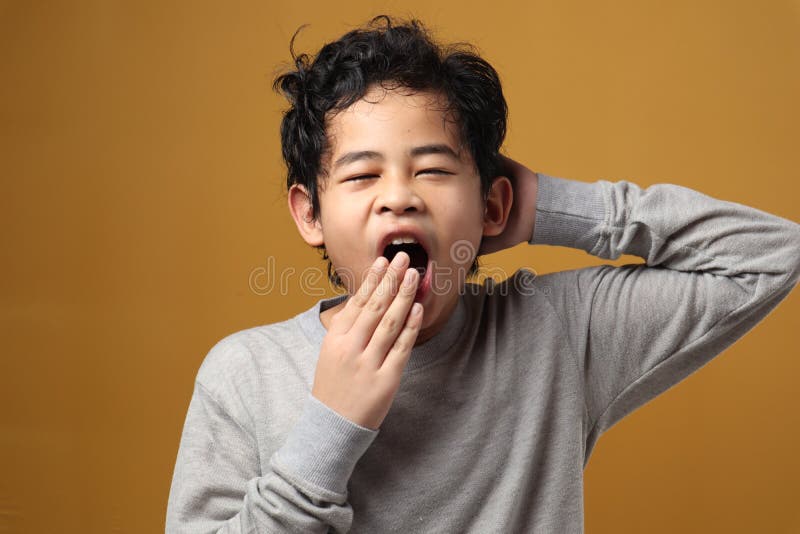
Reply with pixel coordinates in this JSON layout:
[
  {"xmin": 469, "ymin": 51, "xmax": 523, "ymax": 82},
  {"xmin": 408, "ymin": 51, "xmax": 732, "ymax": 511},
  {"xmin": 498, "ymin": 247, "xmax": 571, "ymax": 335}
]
[{"xmin": 324, "ymin": 86, "xmax": 465, "ymax": 160}]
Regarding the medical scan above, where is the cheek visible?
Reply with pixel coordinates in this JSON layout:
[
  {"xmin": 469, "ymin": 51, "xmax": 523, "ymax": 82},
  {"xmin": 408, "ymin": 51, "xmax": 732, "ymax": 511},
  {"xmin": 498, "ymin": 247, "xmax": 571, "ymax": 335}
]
[
  {"xmin": 440, "ymin": 207, "xmax": 485, "ymax": 261},
  {"xmin": 320, "ymin": 235, "xmax": 372, "ymax": 293},
  {"xmin": 446, "ymin": 235, "xmax": 481, "ymax": 269}
]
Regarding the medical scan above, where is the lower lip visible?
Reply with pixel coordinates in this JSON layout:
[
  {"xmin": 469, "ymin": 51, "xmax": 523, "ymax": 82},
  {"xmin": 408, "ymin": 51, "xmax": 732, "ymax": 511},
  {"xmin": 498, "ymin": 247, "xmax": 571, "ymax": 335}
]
[{"xmin": 414, "ymin": 260, "xmax": 433, "ymax": 303}]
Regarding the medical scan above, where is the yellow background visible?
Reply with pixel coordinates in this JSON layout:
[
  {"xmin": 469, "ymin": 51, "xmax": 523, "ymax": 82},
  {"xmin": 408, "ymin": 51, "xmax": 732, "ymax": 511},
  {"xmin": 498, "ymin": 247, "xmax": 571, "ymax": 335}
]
[{"xmin": 2, "ymin": 1, "xmax": 799, "ymax": 532}]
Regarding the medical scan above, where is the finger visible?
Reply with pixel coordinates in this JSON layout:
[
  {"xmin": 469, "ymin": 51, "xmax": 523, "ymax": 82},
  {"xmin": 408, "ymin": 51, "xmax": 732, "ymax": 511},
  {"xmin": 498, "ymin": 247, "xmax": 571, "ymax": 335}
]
[
  {"xmin": 363, "ymin": 267, "xmax": 419, "ymax": 366},
  {"xmin": 380, "ymin": 302, "xmax": 423, "ymax": 375},
  {"xmin": 349, "ymin": 251, "xmax": 410, "ymax": 347},
  {"xmin": 329, "ymin": 256, "xmax": 389, "ymax": 334}
]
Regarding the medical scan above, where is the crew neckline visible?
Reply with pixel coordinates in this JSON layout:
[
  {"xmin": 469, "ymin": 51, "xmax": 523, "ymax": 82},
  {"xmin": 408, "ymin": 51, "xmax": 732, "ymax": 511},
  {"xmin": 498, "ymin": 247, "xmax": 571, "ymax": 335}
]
[{"xmin": 296, "ymin": 293, "xmax": 469, "ymax": 372}]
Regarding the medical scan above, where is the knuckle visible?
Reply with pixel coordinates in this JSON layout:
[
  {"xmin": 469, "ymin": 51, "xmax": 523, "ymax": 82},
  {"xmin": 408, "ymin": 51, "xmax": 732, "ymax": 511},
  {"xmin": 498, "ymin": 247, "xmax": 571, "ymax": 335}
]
[
  {"xmin": 392, "ymin": 337, "xmax": 410, "ymax": 353},
  {"xmin": 379, "ymin": 314, "xmax": 399, "ymax": 332},
  {"xmin": 367, "ymin": 296, "xmax": 384, "ymax": 313},
  {"xmin": 351, "ymin": 293, "xmax": 369, "ymax": 308}
]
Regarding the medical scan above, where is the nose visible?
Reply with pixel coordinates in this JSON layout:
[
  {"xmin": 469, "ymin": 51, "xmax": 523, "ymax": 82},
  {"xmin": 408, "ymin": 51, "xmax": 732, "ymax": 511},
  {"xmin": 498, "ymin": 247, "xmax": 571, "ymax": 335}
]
[{"xmin": 376, "ymin": 173, "xmax": 424, "ymax": 215}]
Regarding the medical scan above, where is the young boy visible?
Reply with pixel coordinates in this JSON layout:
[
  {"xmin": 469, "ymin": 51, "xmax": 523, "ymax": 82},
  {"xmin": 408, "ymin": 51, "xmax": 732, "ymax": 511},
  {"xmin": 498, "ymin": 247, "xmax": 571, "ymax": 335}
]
[{"xmin": 166, "ymin": 16, "xmax": 800, "ymax": 533}]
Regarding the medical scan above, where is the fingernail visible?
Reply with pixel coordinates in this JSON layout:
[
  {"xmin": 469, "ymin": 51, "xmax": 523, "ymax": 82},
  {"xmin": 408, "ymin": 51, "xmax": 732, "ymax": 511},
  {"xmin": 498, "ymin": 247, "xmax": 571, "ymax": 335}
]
[
  {"xmin": 373, "ymin": 256, "xmax": 388, "ymax": 271},
  {"xmin": 411, "ymin": 303, "xmax": 423, "ymax": 316},
  {"xmin": 403, "ymin": 268, "xmax": 418, "ymax": 287},
  {"xmin": 391, "ymin": 251, "xmax": 409, "ymax": 267}
]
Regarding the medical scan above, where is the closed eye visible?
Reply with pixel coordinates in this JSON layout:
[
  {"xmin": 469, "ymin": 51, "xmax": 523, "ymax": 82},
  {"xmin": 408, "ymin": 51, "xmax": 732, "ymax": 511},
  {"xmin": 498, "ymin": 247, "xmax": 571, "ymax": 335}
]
[
  {"xmin": 345, "ymin": 174, "xmax": 379, "ymax": 182},
  {"xmin": 345, "ymin": 170, "xmax": 452, "ymax": 182},
  {"xmin": 417, "ymin": 169, "xmax": 453, "ymax": 176}
]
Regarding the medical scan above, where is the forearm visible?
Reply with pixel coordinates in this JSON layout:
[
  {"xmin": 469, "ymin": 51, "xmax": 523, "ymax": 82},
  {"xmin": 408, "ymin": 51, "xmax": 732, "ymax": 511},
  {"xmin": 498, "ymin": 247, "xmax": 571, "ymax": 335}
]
[
  {"xmin": 167, "ymin": 386, "xmax": 377, "ymax": 533},
  {"xmin": 531, "ymin": 174, "xmax": 800, "ymax": 293}
]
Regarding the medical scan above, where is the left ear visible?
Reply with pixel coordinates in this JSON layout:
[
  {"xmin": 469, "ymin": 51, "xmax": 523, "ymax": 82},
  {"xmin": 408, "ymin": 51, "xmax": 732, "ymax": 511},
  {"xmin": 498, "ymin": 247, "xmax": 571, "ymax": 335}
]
[{"xmin": 482, "ymin": 176, "xmax": 513, "ymax": 237}]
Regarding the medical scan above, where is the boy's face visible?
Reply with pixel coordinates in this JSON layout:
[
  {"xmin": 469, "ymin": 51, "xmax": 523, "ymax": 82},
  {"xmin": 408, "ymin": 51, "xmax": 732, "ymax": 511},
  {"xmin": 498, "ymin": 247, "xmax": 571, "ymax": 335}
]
[{"xmin": 295, "ymin": 86, "xmax": 494, "ymax": 343}]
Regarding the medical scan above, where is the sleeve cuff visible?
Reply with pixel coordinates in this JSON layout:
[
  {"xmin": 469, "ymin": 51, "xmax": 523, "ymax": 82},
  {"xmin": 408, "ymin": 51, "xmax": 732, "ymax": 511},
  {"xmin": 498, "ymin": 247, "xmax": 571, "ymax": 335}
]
[
  {"xmin": 271, "ymin": 395, "xmax": 379, "ymax": 496},
  {"xmin": 530, "ymin": 173, "xmax": 608, "ymax": 254}
]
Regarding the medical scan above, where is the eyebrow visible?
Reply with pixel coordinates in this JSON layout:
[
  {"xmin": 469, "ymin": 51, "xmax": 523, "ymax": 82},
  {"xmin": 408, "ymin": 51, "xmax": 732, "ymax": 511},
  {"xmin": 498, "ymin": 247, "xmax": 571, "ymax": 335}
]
[
  {"xmin": 332, "ymin": 144, "xmax": 460, "ymax": 171},
  {"xmin": 332, "ymin": 150, "xmax": 382, "ymax": 170},
  {"xmin": 409, "ymin": 144, "xmax": 460, "ymax": 160}
]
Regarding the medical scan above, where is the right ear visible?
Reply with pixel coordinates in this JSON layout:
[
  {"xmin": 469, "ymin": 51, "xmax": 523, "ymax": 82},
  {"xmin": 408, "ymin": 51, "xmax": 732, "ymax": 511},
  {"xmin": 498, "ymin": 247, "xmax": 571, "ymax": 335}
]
[{"xmin": 288, "ymin": 184, "xmax": 324, "ymax": 246}]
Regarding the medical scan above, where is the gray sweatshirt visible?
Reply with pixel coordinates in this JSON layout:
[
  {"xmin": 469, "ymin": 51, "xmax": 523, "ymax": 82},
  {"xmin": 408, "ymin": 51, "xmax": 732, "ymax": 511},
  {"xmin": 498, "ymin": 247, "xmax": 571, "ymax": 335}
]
[{"xmin": 166, "ymin": 174, "xmax": 800, "ymax": 533}]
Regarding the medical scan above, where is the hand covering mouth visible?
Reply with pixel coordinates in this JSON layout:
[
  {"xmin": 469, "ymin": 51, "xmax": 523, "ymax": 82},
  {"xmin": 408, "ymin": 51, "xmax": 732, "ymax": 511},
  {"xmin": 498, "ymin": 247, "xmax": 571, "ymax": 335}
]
[{"xmin": 382, "ymin": 239, "xmax": 429, "ymax": 276}]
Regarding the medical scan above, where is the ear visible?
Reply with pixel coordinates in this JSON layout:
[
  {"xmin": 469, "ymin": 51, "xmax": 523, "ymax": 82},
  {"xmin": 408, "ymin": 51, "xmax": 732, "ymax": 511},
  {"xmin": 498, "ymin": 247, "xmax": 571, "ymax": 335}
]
[
  {"xmin": 482, "ymin": 176, "xmax": 513, "ymax": 237},
  {"xmin": 288, "ymin": 184, "xmax": 324, "ymax": 246}
]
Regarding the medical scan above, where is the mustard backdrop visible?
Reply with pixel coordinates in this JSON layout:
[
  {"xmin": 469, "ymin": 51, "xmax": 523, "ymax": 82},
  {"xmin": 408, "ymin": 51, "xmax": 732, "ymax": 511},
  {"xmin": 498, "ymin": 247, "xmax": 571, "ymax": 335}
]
[{"xmin": 1, "ymin": 1, "xmax": 798, "ymax": 532}]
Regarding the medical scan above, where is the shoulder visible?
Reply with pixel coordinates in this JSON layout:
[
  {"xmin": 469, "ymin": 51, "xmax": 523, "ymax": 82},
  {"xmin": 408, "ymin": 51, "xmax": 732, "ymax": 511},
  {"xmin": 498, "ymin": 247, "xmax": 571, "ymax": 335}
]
[
  {"xmin": 194, "ymin": 311, "xmax": 314, "ymax": 405},
  {"xmin": 465, "ymin": 267, "xmax": 559, "ymax": 305},
  {"xmin": 465, "ymin": 265, "xmax": 618, "ymax": 317}
]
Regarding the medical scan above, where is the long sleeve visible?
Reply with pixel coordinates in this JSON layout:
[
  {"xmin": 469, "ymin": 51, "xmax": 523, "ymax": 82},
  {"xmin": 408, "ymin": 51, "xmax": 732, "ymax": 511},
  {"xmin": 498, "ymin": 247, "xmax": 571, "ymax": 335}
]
[
  {"xmin": 166, "ymin": 340, "xmax": 378, "ymax": 533},
  {"xmin": 529, "ymin": 174, "xmax": 800, "ymax": 460}
]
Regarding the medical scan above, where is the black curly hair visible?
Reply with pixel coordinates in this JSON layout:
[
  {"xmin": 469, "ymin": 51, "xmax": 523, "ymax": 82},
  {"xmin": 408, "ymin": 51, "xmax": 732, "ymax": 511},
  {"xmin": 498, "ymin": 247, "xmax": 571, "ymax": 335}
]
[{"xmin": 273, "ymin": 15, "xmax": 508, "ymax": 286}]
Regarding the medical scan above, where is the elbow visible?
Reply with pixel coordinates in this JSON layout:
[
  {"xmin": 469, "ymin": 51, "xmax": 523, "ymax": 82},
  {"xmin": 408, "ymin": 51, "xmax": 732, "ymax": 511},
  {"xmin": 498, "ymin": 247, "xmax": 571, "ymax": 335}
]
[{"xmin": 775, "ymin": 222, "xmax": 800, "ymax": 291}]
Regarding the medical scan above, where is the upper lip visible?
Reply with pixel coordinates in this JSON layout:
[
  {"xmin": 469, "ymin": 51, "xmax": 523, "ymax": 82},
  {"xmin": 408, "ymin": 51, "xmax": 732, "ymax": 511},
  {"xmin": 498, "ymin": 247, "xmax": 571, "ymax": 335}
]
[{"xmin": 376, "ymin": 226, "xmax": 431, "ymax": 260}]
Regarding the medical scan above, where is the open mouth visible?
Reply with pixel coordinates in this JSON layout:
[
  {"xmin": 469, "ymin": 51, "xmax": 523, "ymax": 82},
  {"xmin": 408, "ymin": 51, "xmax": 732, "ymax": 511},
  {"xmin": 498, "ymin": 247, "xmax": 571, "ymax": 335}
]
[{"xmin": 382, "ymin": 242, "xmax": 429, "ymax": 276}]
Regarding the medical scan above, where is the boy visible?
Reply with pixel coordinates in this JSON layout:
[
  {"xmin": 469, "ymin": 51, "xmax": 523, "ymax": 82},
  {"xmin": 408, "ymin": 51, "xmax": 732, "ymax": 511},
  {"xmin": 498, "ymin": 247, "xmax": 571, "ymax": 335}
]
[{"xmin": 166, "ymin": 16, "xmax": 800, "ymax": 533}]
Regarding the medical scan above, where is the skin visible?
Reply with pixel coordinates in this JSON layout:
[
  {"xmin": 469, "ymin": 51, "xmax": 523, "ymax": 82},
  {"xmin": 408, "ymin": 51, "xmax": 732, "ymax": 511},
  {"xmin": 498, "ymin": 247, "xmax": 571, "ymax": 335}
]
[
  {"xmin": 288, "ymin": 85, "xmax": 538, "ymax": 429},
  {"xmin": 479, "ymin": 154, "xmax": 539, "ymax": 256}
]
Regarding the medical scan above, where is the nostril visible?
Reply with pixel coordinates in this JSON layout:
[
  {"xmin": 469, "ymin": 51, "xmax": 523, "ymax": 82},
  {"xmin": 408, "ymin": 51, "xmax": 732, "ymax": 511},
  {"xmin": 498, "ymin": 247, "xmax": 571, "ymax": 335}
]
[{"xmin": 380, "ymin": 205, "xmax": 418, "ymax": 213}]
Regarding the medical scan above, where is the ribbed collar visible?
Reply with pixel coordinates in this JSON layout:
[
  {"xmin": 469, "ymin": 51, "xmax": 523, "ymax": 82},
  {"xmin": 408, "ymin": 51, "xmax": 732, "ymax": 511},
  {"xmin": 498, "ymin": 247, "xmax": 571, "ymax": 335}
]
[{"xmin": 296, "ymin": 293, "xmax": 469, "ymax": 373}]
